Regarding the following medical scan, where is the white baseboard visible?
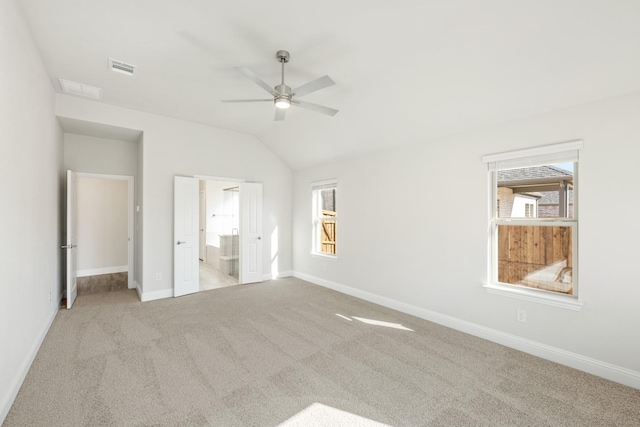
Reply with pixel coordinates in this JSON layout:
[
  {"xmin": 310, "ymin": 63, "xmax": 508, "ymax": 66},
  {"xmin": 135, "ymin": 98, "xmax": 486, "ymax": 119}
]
[
  {"xmin": 77, "ymin": 265, "xmax": 128, "ymax": 277},
  {"xmin": 138, "ymin": 287, "xmax": 173, "ymax": 302},
  {"xmin": 293, "ymin": 271, "xmax": 640, "ymax": 390},
  {"xmin": 263, "ymin": 270, "xmax": 293, "ymax": 281},
  {"xmin": 0, "ymin": 304, "xmax": 59, "ymax": 424}
]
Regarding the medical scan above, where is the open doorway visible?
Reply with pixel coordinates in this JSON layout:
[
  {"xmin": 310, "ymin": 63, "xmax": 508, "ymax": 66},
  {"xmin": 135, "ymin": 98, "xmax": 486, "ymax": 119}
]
[
  {"xmin": 73, "ymin": 173, "xmax": 134, "ymax": 299},
  {"xmin": 174, "ymin": 176, "xmax": 263, "ymax": 297},
  {"xmin": 198, "ymin": 179, "xmax": 240, "ymax": 291}
]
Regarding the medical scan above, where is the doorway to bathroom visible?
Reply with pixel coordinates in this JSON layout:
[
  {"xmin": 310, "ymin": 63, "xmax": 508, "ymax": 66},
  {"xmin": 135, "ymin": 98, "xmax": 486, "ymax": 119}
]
[
  {"xmin": 198, "ymin": 179, "xmax": 240, "ymax": 291},
  {"xmin": 174, "ymin": 176, "xmax": 263, "ymax": 297}
]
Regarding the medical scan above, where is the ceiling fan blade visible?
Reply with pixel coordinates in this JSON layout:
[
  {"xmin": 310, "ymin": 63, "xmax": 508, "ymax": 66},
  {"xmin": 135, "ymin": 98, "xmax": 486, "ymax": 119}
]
[
  {"xmin": 274, "ymin": 108, "xmax": 286, "ymax": 121},
  {"xmin": 235, "ymin": 67, "xmax": 277, "ymax": 96},
  {"xmin": 292, "ymin": 100, "xmax": 338, "ymax": 117},
  {"xmin": 221, "ymin": 99, "xmax": 272, "ymax": 103},
  {"xmin": 292, "ymin": 75, "xmax": 335, "ymax": 98}
]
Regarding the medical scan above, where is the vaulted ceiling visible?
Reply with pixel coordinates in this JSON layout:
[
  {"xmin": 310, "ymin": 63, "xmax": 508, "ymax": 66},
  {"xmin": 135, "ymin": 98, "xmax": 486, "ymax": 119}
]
[{"xmin": 18, "ymin": 0, "xmax": 640, "ymax": 170}]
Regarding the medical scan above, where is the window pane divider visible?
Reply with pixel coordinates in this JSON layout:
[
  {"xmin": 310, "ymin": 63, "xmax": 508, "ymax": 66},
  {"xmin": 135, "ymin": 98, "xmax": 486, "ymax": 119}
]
[{"xmin": 495, "ymin": 219, "xmax": 576, "ymax": 226}]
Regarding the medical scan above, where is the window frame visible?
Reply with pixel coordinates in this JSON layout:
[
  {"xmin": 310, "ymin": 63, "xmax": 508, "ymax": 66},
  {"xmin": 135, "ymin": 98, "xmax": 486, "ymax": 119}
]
[
  {"xmin": 524, "ymin": 202, "xmax": 534, "ymax": 218},
  {"xmin": 311, "ymin": 179, "xmax": 338, "ymax": 259},
  {"xmin": 483, "ymin": 141, "xmax": 584, "ymax": 310}
]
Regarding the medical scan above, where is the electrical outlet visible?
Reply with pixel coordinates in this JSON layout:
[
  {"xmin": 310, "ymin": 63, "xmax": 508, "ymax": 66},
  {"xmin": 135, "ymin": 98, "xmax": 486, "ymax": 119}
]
[
  {"xmin": 156, "ymin": 273, "xmax": 162, "ymax": 281},
  {"xmin": 48, "ymin": 291, "xmax": 51, "ymax": 302},
  {"xmin": 517, "ymin": 309, "xmax": 527, "ymax": 323}
]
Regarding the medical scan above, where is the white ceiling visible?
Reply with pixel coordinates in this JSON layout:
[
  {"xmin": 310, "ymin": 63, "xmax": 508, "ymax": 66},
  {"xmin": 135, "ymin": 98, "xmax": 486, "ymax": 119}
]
[{"xmin": 18, "ymin": 0, "xmax": 640, "ymax": 170}]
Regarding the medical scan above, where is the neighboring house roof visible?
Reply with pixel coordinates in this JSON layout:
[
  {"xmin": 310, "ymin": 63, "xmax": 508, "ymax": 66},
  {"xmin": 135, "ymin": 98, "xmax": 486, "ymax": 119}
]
[
  {"xmin": 497, "ymin": 165, "xmax": 573, "ymax": 182},
  {"xmin": 520, "ymin": 192, "xmax": 543, "ymax": 199}
]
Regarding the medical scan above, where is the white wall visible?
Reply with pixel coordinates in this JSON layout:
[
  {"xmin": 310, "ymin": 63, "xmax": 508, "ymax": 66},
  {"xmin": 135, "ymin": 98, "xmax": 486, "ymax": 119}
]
[
  {"xmin": 511, "ymin": 194, "xmax": 537, "ymax": 218},
  {"xmin": 56, "ymin": 95, "xmax": 293, "ymax": 298},
  {"xmin": 0, "ymin": 0, "xmax": 63, "ymax": 422},
  {"xmin": 76, "ymin": 177, "xmax": 128, "ymax": 274},
  {"xmin": 64, "ymin": 133, "xmax": 138, "ymax": 176},
  {"xmin": 293, "ymin": 91, "xmax": 640, "ymax": 385}
]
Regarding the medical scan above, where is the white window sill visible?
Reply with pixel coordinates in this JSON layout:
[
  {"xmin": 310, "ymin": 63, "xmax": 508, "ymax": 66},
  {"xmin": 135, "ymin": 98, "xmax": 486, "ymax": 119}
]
[
  {"xmin": 483, "ymin": 283, "xmax": 583, "ymax": 311},
  {"xmin": 311, "ymin": 252, "xmax": 339, "ymax": 261}
]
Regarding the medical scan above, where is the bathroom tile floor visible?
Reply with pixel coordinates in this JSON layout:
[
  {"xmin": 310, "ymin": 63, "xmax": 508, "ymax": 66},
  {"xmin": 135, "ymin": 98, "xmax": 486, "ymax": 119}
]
[{"xmin": 199, "ymin": 260, "xmax": 239, "ymax": 291}]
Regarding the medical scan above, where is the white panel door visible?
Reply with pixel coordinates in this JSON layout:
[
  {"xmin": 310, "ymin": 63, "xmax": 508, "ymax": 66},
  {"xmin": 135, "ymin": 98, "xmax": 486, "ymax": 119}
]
[
  {"xmin": 174, "ymin": 176, "xmax": 199, "ymax": 297},
  {"xmin": 239, "ymin": 182, "xmax": 263, "ymax": 284},
  {"xmin": 64, "ymin": 170, "xmax": 78, "ymax": 309}
]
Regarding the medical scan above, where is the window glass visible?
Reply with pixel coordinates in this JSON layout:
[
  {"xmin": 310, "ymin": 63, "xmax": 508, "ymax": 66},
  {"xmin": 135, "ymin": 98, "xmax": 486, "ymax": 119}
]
[
  {"xmin": 320, "ymin": 188, "xmax": 336, "ymax": 213},
  {"xmin": 497, "ymin": 224, "xmax": 573, "ymax": 294},
  {"xmin": 312, "ymin": 183, "xmax": 337, "ymax": 256},
  {"xmin": 494, "ymin": 162, "xmax": 576, "ymax": 295},
  {"xmin": 497, "ymin": 164, "xmax": 573, "ymax": 219}
]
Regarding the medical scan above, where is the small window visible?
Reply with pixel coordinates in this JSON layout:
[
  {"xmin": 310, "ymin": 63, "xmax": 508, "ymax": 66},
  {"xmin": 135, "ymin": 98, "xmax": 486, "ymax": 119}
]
[
  {"xmin": 484, "ymin": 141, "xmax": 581, "ymax": 299},
  {"xmin": 311, "ymin": 180, "xmax": 337, "ymax": 256},
  {"xmin": 524, "ymin": 203, "xmax": 535, "ymax": 218}
]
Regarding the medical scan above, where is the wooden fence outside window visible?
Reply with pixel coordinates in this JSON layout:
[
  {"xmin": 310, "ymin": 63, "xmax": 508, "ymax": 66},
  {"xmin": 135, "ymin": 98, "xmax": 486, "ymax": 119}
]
[
  {"xmin": 498, "ymin": 224, "xmax": 572, "ymax": 291},
  {"xmin": 321, "ymin": 210, "xmax": 336, "ymax": 254}
]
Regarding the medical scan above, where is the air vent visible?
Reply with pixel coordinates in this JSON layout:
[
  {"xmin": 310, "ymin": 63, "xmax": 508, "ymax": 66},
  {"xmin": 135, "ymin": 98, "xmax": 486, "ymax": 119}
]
[
  {"xmin": 58, "ymin": 79, "xmax": 102, "ymax": 100},
  {"xmin": 109, "ymin": 58, "xmax": 136, "ymax": 76}
]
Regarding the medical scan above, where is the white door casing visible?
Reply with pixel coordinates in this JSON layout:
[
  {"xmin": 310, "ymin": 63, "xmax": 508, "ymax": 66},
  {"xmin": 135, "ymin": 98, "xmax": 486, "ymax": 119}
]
[
  {"xmin": 199, "ymin": 190, "xmax": 206, "ymax": 261},
  {"xmin": 239, "ymin": 182, "xmax": 263, "ymax": 284},
  {"xmin": 65, "ymin": 170, "xmax": 78, "ymax": 309},
  {"xmin": 126, "ymin": 176, "xmax": 134, "ymax": 289},
  {"xmin": 174, "ymin": 176, "xmax": 199, "ymax": 297}
]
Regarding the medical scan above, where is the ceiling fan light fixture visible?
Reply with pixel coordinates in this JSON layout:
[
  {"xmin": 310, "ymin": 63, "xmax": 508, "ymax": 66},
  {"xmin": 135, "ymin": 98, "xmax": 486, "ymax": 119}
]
[{"xmin": 274, "ymin": 97, "xmax": 291, "ymax": 109}]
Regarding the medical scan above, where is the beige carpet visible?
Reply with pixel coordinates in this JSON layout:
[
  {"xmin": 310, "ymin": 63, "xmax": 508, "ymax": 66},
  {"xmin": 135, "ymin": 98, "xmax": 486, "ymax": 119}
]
[{"xmin": 5, "ymin": 277, "xmax": 640, "ymax": 426}]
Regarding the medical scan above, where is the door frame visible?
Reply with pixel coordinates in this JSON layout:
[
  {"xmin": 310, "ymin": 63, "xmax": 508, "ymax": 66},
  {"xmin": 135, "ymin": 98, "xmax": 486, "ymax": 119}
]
[
  {"xmin": 76, "ymin": 172, "xmax": 135, "ymax": 289},
  {"xmin": 187, "ymin": 175, "xmax": 263, "ymax": 288},
  {"xmin": 199, "ymin": 190, "xmax": 206, "ymax": 261},
  {"xmin": 194, "ymin": 175, "xmax": 244, "ymax": 287}
]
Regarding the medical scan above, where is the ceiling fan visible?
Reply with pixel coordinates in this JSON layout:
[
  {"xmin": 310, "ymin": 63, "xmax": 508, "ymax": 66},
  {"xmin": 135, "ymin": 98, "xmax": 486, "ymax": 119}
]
[{"xmin": 222, "ymin": 50, "xmax": 338, "ymax": 121}]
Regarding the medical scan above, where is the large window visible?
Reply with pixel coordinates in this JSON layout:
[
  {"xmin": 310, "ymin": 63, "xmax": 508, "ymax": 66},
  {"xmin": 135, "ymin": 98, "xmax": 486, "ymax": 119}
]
[
  {"xmin": 484, "ymin": 141, "xmax": 582, "ymax": 300},
  {"xmin": 312, "ymin": 180, "xmax": 337, "ymax": 256}
]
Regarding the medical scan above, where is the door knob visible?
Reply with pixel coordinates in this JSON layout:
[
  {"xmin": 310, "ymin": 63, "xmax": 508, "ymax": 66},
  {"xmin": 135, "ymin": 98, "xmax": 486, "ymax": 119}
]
[
  {"xmin": 177, "ymin": 241, "xmax": 187, "ymax": 245},
  {"xmin": 256, "ymin": 236, "xmax": 261, "ymax": 240}
]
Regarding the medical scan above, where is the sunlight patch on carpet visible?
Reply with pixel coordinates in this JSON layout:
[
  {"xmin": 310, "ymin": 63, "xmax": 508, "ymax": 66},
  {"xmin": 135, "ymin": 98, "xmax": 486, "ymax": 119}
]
[
  {"xmin": 278, "ymin": 402, "xmax": 391, "ymax": 427},
  {"xmin": 351, "ymin": 316, "xmax": 413, "ymax": 331},
  {"xmin": 335, "ymin": 314, "xmax": 413, "ymax": 331}
]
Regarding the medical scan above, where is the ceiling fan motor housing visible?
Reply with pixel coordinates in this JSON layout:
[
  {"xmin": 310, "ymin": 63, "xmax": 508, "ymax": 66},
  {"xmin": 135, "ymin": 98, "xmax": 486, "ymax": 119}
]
[{"xmin": 275, "ymin": 83, "xmax": 291, "ymax": 97}]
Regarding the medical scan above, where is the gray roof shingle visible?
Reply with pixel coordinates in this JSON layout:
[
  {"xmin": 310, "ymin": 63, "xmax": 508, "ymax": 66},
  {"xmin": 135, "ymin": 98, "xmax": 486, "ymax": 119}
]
[
  {"xmin": 538, "ymin": 190, "xmax": 574, "ymax": 205},
  {"xmin": 497, "ymin": 165, "xmax": 573, "ymax": 182}
]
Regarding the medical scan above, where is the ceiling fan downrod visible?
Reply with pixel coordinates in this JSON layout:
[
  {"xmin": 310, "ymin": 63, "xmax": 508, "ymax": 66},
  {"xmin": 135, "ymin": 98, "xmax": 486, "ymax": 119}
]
[{"xmin": 274, "ymin": 50, "xmax": 291, "ymax": 107}]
